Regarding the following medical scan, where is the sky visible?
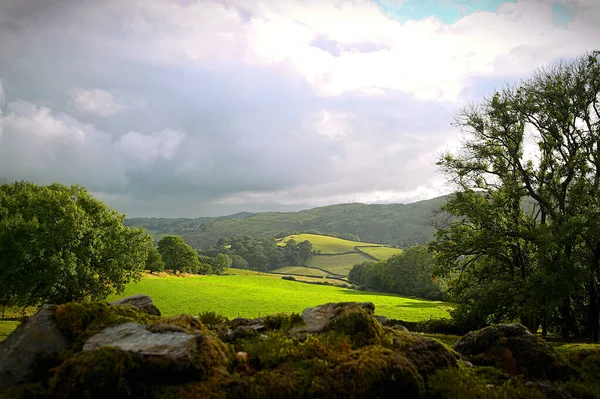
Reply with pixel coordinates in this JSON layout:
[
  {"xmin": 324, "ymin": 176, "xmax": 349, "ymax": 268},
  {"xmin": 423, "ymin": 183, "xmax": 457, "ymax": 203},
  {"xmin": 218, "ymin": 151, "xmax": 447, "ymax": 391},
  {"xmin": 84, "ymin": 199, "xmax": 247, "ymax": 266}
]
[{"xmin": 0, "ymin": 0, "xmax": 598, "ymax": 217}]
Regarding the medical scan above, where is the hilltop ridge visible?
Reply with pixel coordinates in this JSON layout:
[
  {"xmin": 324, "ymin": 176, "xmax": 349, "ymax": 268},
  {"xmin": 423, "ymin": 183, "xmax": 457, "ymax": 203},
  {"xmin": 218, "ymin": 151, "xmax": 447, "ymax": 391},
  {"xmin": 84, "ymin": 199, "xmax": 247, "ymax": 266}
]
[{"xmin": 124, "ymin": 195, "xmax": 451, "ymax": 249}]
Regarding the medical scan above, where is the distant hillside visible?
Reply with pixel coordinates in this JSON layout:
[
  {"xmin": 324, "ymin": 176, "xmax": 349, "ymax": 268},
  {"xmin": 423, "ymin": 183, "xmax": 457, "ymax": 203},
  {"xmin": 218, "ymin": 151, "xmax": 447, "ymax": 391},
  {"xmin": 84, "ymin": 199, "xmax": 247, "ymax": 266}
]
[{"xmin": 124, "ymin": 195, "xmax": 451, "ymax": 249}]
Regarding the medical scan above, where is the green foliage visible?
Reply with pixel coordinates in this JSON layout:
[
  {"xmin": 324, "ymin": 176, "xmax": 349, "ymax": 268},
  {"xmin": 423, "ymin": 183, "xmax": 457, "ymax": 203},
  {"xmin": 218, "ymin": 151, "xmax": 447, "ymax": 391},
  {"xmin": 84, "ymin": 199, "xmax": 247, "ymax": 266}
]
[
  {"xmin": 431, "ymin": 51, "xmax": 600, "ymax": 340},
  {"xmin": 145, "ymin": 244, "xmax": 165, "ymax": 274},
  {"xmin": 348, "ymin": 246, "xmax": 444, "ymax": 300},
  {"xmin": 0, "ymin": 182, "xmax": 152, "ymax": 307},
  {"xmin": 198, "ymin": 311, "xmax": 229, "ymax": 326},
  {"xmin": 157, "ymin": 235, "xmax": 202, "ymax": 274},
  {"xmin": 229, "ymin": 254, "xmax": 249, "ymax": 270},
  {"xmin": 427, "ymin": 366, "xmax": 546, "ymax": 399},
  {"xmin": 211, "ymin": 253, "xmax": 232, "ymax": 275}
]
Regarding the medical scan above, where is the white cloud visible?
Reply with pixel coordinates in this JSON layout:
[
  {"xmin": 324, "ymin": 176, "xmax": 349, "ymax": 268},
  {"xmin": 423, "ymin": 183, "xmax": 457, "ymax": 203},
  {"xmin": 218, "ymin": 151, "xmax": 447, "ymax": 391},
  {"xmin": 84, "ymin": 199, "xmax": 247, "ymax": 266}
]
[
  {"xmin": 85, "ymin": 0, "xmax": 596, "ymax": 102},
  {"xmin": 69, "ymin": 88, "xmax": 124, "ymax": 117},
  {"xmin": 0, "ymin": 99, "xmax": 185, "ymax": 190}
]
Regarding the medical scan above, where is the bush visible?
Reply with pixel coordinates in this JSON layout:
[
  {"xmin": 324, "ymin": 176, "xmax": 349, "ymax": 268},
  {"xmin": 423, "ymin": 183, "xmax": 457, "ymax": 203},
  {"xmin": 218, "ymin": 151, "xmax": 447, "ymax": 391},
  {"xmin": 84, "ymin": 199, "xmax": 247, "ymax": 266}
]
[
  {"xmin": 198, "ymin": 311, "xmax": 228, "ymax": 326},
  {"xmin": 281, "ymin": 276, "xmax": 296, "ymax": 281}
]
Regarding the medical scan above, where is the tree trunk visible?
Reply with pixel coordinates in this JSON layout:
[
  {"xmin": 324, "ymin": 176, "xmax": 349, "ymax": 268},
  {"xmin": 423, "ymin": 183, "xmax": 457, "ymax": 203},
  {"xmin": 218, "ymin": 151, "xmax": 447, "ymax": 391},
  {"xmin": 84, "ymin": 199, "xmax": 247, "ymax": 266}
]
[
  {"xmin": 542, "ymin": 309, "xmax": 548, "ymax": 338},
  {"xmin": 559, "ymin": 297, "xmax": 579, "ymax": 339},
  {"xmin": 586, "ymin": 282, "xmax": 599, "ymax": 343}
]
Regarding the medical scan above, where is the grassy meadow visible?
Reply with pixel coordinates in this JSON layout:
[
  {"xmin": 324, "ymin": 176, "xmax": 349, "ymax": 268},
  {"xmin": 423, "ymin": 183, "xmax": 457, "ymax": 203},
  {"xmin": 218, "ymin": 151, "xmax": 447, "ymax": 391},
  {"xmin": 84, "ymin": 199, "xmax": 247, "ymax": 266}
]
[
  {"xmin": 357, "ymin": 246, "xmax": 403, "ymax": 260},
  {"xmin": 306, "ymin": 253, "xmax": 373, "ymax": 276},
  {"xmin": 278, "ymin": 233, "xmax": 382, "ymax": 254},
  {"xmin": 275, "ymin": 233, "xmax": 404, "ymax": 277},
  {"xmin": 269, "ymin": 266, "xmax": 329, "ymax": 277},
  {"xmin": 101, "ymin": 270, "xmax": 453, "ymax": 321}
]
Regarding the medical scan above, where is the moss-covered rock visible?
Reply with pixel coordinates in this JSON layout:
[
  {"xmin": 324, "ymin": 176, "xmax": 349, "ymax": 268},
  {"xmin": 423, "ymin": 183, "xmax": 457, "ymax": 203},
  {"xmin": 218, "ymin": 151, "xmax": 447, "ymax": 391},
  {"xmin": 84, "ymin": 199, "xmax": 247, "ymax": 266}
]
[
  {"xmin": 4, "ymin": 300, "xmax": 596, "ymax": 399},
  {"xmin": 49, "ymin": 347, "xmax": 145, "ymax": 399},
  {"xmin": 52, "ymin": 302, "xmax": 156, "ymax": 349},
  {"xmin": 382, "ymin": 329, "xmax": 462, "ymax": 379},
  {"xmin": 453, "ymin": 324, "xmax": 573, "ymax": 381}
]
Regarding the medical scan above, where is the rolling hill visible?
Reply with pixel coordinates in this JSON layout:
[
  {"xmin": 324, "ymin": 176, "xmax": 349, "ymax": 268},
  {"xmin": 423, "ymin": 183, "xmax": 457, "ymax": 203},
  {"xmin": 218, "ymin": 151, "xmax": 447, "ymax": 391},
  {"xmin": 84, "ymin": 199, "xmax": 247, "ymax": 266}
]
[
  {"xmin": 273, "ymin": 233, "xmax": 405, "ymax": 277},
  {"xmin": 124, "ymin": 195, "xmax": 450, "ymax": 249}
]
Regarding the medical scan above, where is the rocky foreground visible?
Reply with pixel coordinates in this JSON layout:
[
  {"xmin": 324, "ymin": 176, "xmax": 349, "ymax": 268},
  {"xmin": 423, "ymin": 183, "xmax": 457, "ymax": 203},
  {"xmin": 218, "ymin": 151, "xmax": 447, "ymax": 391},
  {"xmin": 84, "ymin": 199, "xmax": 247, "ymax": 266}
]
[{"xmin": 0, "ymin": 295, "xmax": 598, "ymax": 398}]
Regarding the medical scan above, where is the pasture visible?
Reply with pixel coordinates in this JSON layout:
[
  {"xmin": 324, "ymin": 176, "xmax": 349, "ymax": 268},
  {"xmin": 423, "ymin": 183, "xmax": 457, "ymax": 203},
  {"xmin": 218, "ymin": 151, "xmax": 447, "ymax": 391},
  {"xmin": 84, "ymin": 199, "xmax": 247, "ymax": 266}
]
[
  {"xmin": 278, "ymin": 233, "xmax": 381, "ymax": 254},
  {"xmin": 269, "ymin": 266, "xmax": 328, "ymax": 277},
  {"xmin": 357, "ymin": 246, "xmax": 403, "ymax": 260},
  {"xmin": 306, "ymin": 253, "xmax": 373, "ymax": 276},
  {"xmin": 103, "ymin": 271, "xmax": 453, "ymax": 321}
]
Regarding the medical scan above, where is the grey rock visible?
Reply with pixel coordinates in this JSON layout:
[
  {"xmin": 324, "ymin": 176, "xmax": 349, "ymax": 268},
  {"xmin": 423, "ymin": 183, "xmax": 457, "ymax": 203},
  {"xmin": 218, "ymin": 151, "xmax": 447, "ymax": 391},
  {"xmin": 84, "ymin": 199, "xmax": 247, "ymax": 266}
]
[
  {"xmin": 0, "ymin": 304, "xmax": 70, "ymax": 394},
  {"xmin": 292, "ymin": 302, "xmax": 375, "ymax": 333},
  {"xmin": 83, "ymin": 322, "xmax": 196, "ymax": 361},
  {"xmin": 392, "ymin": 324, "xmax": 409, "ymax": 332},
  {"xmin": 374, "ymin": 315, "xmax": 388, "ymax": 325},
  {"xmin": 109, "ymin": 294, "xmax": 161, "ymax": 316}
]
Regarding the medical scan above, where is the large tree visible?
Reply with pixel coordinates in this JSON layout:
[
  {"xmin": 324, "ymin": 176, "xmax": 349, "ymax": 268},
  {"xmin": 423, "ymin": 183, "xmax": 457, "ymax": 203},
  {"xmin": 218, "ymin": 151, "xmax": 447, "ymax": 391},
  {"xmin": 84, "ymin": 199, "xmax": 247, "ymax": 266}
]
[
  {"xmin": 0, "ymin": 182, "xmax": 153, "ymax": 306},
  {"xmin": 157, "ymin": 235, "xmax": 201, "ymax": 274},
  {"xmin": 431, "ymin": 51, "xmax": 600, "ymax": 340}
]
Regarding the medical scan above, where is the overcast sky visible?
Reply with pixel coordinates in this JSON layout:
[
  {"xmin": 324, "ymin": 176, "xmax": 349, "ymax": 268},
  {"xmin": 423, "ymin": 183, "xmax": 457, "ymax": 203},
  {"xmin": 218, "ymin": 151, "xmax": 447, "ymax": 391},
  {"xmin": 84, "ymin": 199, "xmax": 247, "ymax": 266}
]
[{"xmin": 0, "ymin": 0, "xmax": 598, "ymax": 217}]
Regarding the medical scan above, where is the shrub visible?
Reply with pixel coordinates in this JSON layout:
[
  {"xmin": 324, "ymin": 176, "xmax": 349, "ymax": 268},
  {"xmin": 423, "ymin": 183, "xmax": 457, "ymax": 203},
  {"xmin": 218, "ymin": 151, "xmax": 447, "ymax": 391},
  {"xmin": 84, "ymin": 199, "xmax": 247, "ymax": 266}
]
[
  {"xmin": 281, "ymin": 276, "xmax": 296, "ymax": 281},
  {"xmin": 198, "ymin": 311, "xmax": 228, "ymax": 326}
]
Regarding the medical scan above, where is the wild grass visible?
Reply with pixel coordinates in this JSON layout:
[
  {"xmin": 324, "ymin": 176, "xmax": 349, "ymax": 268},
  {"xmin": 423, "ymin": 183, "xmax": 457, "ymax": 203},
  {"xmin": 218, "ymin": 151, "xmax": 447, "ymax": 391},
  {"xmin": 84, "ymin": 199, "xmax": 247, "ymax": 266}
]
[
  {"xmin": 0, "ymin": 320, "xmax": 20, "ymax": 343},
  {"xmin": 306, "ymin": 253, "xmax": 373, "ymax": 276},
  {"xmin": 269, "ymin": 266, "xmax": 328, "ymax": 277},
  {"xmin": 104, "ymin": 271, "xmax": 453, "ymax": 321},
  {"xmin": 278, "ymin": 233, "xmax": 382, "ymax": 254},
  {"xmin": 357, "ymin": 246, "xmax": 403, "ymax": 260}
]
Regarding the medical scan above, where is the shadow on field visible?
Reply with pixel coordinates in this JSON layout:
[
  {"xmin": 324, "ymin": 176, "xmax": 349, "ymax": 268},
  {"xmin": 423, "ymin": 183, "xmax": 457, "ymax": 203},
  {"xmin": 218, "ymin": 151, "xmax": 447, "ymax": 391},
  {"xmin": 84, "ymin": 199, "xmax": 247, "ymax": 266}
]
[{"xmin": 336, "ymin": 288, "xmax": 445, "ymax": 305}]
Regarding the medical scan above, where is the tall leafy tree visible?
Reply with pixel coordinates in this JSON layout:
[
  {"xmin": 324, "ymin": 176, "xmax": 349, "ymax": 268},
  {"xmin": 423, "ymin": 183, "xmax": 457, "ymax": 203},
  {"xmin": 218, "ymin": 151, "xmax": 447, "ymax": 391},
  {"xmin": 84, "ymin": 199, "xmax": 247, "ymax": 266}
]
[
  {"xmin": 0, "ymin": 182, "xmax": 153, "ymax": 306},
  {"xmin": 212, "ymin": 253, "xmax": 232, "ymax": 275},
  {"xmin": 431, "ymin": 51, "xmax": 600, "ymax": 340},
  {"xmin": 157, "ymin": 235, "xmax": 201, "ymax": 274},
  {"xmin": 145, "ymin": 244, "xmax": 165, "ymax": 274}
]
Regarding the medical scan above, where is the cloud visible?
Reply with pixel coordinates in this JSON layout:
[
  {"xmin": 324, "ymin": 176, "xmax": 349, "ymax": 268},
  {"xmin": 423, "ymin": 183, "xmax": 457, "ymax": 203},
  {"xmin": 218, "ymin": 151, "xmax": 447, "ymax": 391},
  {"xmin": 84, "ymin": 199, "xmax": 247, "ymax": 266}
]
[
  {"xmin": 0, "ymin": 0, "xmax": 597, "ymax": 217},
  {"xmin": 68, "ymin": 88, "xmax": 124, "ymax": 116}
]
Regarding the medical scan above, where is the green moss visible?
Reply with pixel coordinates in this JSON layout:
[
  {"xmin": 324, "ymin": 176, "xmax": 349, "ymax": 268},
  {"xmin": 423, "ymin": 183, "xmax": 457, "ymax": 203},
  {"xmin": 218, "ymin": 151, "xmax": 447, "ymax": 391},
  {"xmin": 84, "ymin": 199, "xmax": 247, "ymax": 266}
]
[
  {"xmin": 149, "ymin": 314, "xmax": 205, "ymax": 333},
  {"xmin": 52, "ymin": 302, "xmax": 155, "ymax": 348},
  {"xmin": 263, "ymin": 313, "xmax": 305, "ymax": 332},
  {"xmin": 427, "ymin": 366, "xmax": 547, "ymax": 399},
  {"xmin": 453, "ymin": 324, "xmax": 573, "ymax": 381},
  {"xmin": 325, "ymin": 304, "xmax": 384, "ymax": 347},
  {"xmin": 49, "ymin": 347, "xmax": 145, "ymax": 399},
  {"xmin": 316, "ymin": 345, "xmax": 424, "ymax": 398},
  {"xmin": 381, "ymin": 328, "xmax": 461, "ymax": 378}
]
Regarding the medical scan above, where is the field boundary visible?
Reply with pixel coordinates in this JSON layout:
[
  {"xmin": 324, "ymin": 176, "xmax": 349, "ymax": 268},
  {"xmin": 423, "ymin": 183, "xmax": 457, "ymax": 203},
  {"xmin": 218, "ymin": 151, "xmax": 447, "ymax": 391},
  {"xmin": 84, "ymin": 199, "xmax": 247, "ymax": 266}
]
[
  {"xmin": 353, "ymin": 246, "xmax": 381, "ymax": 261},
  {"xmin": 268, "ymin": 266, "xmax": 347, "ymax": 279}
]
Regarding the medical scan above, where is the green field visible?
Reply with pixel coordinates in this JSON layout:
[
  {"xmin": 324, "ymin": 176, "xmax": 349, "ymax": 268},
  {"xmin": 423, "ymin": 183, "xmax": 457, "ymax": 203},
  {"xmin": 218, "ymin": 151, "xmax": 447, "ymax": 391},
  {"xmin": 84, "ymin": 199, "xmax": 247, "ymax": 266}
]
[
  {"xmin": 0, "ymin": 320, "xmax": 20, "ymax": 343},
  {"xmin": 279, "ymin": 234, "xmax": 382, "ymax": 254},
  {"xmin": 306, "ymin": 253, "xmax": 372, "ymax": 276},
  {"xmin": 101, "ymin": 272, "xmax": 453, "ymax": 321},
  {"xmin": 357, "ymin": 246, "xmax": 404, "ymax": 260},
  {"xmin": 269, "ymin": 266, "xmax": 328, "ymax": 277}
]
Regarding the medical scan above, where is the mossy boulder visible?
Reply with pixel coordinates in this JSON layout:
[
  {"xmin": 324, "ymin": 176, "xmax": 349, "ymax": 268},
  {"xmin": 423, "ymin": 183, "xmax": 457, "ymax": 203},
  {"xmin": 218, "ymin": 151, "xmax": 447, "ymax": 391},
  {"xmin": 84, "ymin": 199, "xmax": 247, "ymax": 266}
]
[
  {"xmin": 382, "ymin": 328, "xmax": 462, "ymax": 379},
  {"xmin": 291, "ymin": 302, "xmax": 384, "ymax": 348},
  {"xmin": 52, "ymin": 301, "xmax": 156, "ymax": 349},
  {"xmin": 0, "ymin": 305, "xmax": 70, "ymax": 394},
  {"xmin": 109, "ymin": 294, "xmax": 161, "ymax": 316},
  {"xmin": 453, "ymin": 324, "xmax": 573, "ymax": 381}
]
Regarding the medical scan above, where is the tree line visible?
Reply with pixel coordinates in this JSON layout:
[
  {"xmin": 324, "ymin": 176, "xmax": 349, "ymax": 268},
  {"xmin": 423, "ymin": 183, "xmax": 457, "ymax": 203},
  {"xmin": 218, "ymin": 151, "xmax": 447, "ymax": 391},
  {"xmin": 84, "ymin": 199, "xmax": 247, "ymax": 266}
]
[
  {"xmin": 348, "ymin": 246, "xmax": 444, "ymax": 301},
  {"xmin": 198, "ymin": 236, "xmax": 313, "ymax": 272}
]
